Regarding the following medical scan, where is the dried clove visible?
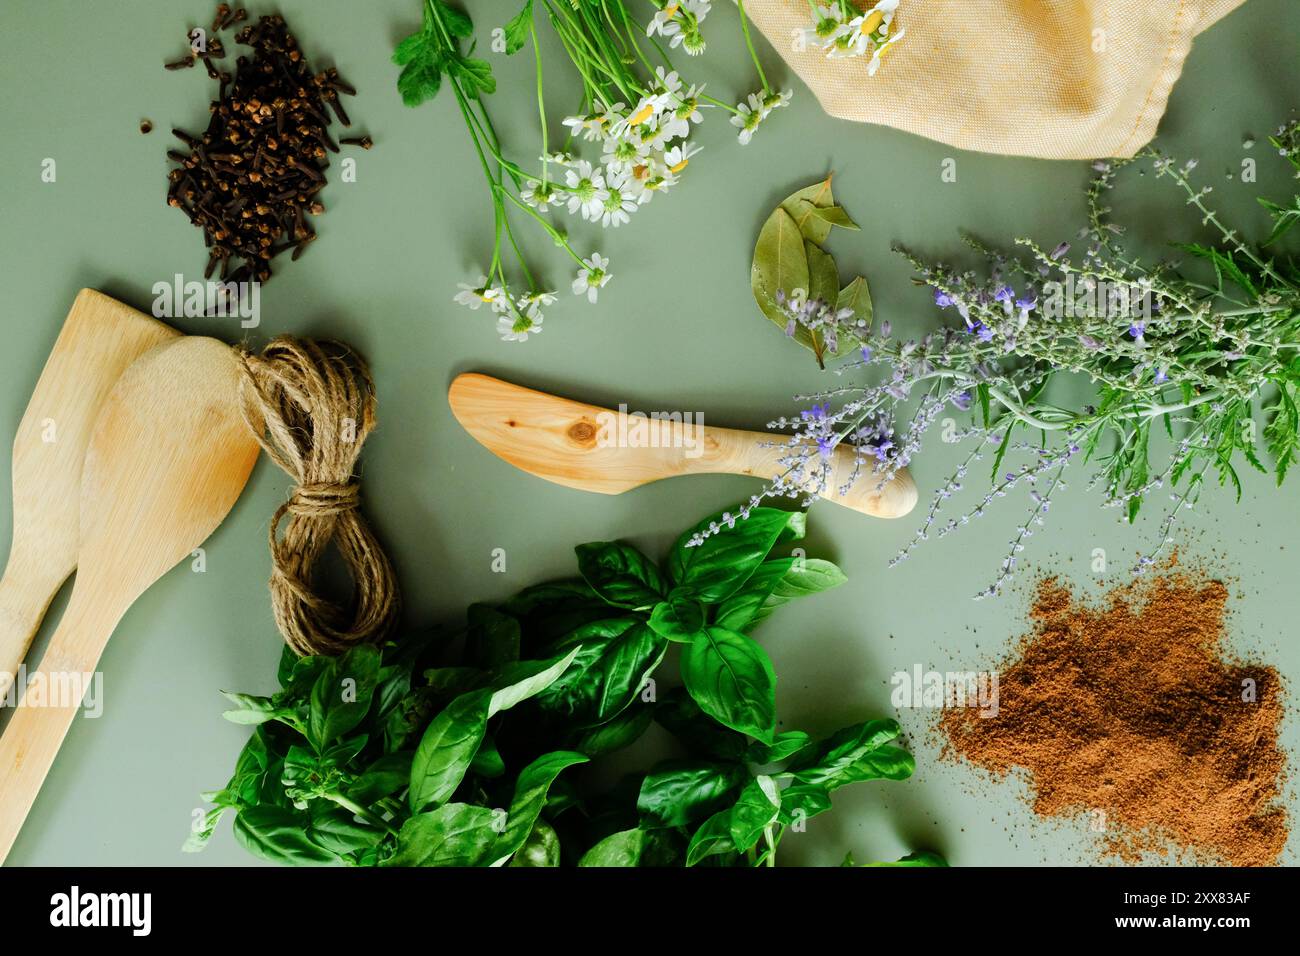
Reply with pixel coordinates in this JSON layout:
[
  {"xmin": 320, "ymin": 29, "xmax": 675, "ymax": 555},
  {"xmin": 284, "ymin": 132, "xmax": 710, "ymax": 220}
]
[{"xmin": 163, "ymin": 5, "xmax": 369, "ymax": 286}]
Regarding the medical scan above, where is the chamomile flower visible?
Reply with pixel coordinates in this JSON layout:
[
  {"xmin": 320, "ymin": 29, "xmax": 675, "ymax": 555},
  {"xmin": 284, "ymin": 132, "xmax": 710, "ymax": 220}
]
[
  {"xmin": 651, "ymin": 67, "xmax": 684, "ymax": 105},
  {"xmin": 522, "ymin": 180, "xmax": 564, "ymax": 212},
  {"xmin": 602, "ymin": 135, "xmax": 650, "ymax": 175},
  {"xmin": 599, "ymin": 170, "xmax": 639, "ymax": 227},
  {"xmin": 573, "ymin": 253, "xmax": 612, "ymax": 303},
  {"xmin": 561, "ymin": 112, "xmax": 607, "ymax": 142},
  {"xmin": 646, "ymin": 1, "xmax": 684, "ymax": 39},
  {"xmin": 663, "ymin": 141, "xmax": 702, "ymax": 176},
  {"xmin": 518, "ymin": 289, "xmax": 558, "ymax": 319},
  {"xmin": 867, "ymin": 28, "xmax": 906, "ymax": 76},
  {"xmin": 496, "ymin": 311, "xmax": 542, "ymax": 342},
  {"xmin": 454, "ymin": 275, "xmax": 505, "ymax": 311},
  {"xmin": 564, "ymin": 160, "xmax": 609, "ymax": 220},
  {"xmin": 803, "ymin": 4, "xmax": 841, "ymax": 48},
  {"xmin": 731, "ymin": 96, "xmax": 765, "ymax": 145},
  {"xmin": 759, "ymin": 89, "xmax": 793, "ymax": 117}
]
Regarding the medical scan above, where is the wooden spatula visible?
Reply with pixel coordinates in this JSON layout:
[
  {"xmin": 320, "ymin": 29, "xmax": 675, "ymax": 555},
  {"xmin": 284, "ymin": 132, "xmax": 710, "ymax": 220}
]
[
  {"xmin": 448, "ymin": 373, "xmax": 917, "ymax": 519},
  {"xmin": 0, "ymin": 291, "xmax": 179, "ymax": 697},
  {"xmin": 0, "ymin": 336, "xmax": 259, "ymax": 862}
]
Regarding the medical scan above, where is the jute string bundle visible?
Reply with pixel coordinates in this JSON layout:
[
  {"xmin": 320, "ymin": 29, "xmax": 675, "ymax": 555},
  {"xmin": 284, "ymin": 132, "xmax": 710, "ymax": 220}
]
[
  {"xmin": 747, "ymin": 0, "xmax": 1247, "ymax": 159},
  {"xmin": 237, "ymin": 337, "xmax": 399, "ymax": 657}
]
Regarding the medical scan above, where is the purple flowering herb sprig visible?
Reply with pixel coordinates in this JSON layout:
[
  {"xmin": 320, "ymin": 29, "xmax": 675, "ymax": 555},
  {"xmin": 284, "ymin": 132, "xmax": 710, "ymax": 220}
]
[{"xmin": 717, "ymin": 134, "xmax": 1300, "ymax": 597}]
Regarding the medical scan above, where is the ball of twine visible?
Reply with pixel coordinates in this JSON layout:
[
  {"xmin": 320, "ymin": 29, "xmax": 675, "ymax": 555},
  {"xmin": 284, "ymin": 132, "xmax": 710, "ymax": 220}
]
[{"xmin": 236, "ymin": 337, "xmax": 399, "ymax": 657}]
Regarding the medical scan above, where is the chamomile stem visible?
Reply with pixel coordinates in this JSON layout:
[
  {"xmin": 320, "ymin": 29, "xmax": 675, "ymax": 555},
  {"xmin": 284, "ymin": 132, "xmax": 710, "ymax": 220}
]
[
  {"xmin": 736, "ymin": 0, "xmax": 771, "ymax": 93},
  {"xmin": 531, "ymin": 20, "xmax": 549, "ymax": 186}
]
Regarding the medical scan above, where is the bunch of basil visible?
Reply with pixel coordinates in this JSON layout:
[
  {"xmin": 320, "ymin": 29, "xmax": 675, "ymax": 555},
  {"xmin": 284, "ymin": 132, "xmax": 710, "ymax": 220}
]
[{"xmin": 186, "ymin": 506, "xmax": 939, "ymax": 867}]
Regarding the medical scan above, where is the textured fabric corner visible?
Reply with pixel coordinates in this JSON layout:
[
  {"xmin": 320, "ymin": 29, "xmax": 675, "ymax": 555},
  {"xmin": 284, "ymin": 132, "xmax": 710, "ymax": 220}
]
[{"xmin": 747, "ymin": 0, "xmax": 1249, "ymax": 160}]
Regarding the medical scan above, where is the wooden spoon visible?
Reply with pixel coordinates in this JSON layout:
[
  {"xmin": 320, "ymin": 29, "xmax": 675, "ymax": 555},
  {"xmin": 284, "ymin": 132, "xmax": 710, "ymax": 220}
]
[
  {"xmin": 0, "ymin": 291, "xmax": 179, "ymax": 698},
  {"xmin": 448, "ymin": 373, "xmax": 917, "ymax": 519},
  {"xmin": 0, "ymin": 336, "xmax": 259, "ymax": 861}
]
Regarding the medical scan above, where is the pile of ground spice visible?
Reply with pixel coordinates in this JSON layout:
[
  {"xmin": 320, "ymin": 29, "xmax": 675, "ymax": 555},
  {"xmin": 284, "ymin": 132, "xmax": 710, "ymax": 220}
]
[{"xmin": 941, "ymin": 568, "xmax": 1288, "ymax": 866}]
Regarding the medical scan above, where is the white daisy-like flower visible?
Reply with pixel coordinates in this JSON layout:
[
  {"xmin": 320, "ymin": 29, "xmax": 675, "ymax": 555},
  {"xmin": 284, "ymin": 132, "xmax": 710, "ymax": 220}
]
[
  {"xmin": 731, "ymin": 97, "xmax": 764, "ymax": 145},
  {"xmin": 599, "ymin": 170, "xmax": 639, "ymax": 227},
  {"xmin": 646, "ymin": 1, "xmax": 683, "ymax": 39},
  {"xmin": 759, "ymin": 88, "xmax": 793, "ymax": 118},
  {"xmin": 563, "ymin": 160, "xmax": 609, "ymax": 220},
  {"xmin": 663, "ymin": 141, "xmax": 702, "ymax": 176},
  {"xmin": 651, "ymin": 67, "xmax": 684, "ymax": 105},
  {"xmin": 803, "ymin": 4, "xmax": 841, "ymax": 49},
  {"xmin": 518, "ymin": 290, "xmax": 557, "ymax": 319},
  {"xmin": 616, "ymin": 93, "xmax": 665, "ymax": 136},
  {"xmin": 602, "ymin": 135, "xmax": 650, "ymax": 175},
  {"xmin": 627, "ymin": 158, "xmax": 676, "ymax": 203},
  {"xmin": 573, "ymin": 253, "xmax": 612, "ymax": 303},
  {"xmin": 496, "ymin": 311, "xmax": 542, "ymax": 342},
  {"xmin": 867, "ymin": 27, "xmax": 906, "ymax": 75},
  {"xmin": 453, "ymin": 275, "xmax": 505, "ymax": 311},
  {"xmin": 521, "ymin": 180, "xmax": 564, "ymax": 212}
]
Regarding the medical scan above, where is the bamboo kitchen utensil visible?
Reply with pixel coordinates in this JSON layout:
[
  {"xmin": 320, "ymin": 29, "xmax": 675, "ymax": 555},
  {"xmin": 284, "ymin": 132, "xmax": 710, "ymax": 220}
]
[
  {"xmin": 0, "ymin": 336, "xmax": 259, "ymax": 862},
  {"xmin": 0, "ymin": 290, "xmax": 179, "ymax": 696},
  {"xmin": 448, "ymin": 373, "xmax": 918, "ymax": 519}
]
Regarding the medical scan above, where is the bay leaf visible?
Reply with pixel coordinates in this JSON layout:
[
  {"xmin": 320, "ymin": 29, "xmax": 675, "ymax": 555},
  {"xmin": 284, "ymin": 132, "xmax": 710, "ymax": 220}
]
[{"xmin": 751, "ymin": 206, "xmax": 810, "ymax": 335}]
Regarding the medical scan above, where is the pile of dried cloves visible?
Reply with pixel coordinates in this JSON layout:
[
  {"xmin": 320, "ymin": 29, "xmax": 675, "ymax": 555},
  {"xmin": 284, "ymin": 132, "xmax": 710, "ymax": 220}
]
[{"xmin": 165, "ymin": 6, "xmax": 370, "ymax": 285}]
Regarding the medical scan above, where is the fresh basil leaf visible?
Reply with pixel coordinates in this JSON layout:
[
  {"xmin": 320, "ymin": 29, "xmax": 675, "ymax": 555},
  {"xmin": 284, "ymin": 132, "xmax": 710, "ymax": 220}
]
[
  {"xmin": 503, "ymin": 0, "xmax": 534, "ymax": 55},
  {"xmin": 408, "ymin": 689, "xmax": 491, "ymax": 812},
  {"xmin": 308, "ymin": 806, "xmax": 384, "ymax": 856},
  {"xmin": 219, "ymin": 692, "xmax": 283, "ymax": 726},
  {"xmin": 386, "ymin": 803, "xmax": 502, "ymax": 867},
  {"xmin": 535, "ymin": 620, "xmax": 664, "ymax": 723},
  {"xmin": 465, "ymin": 604, "xmax": 520, "ymax": 668},
  {"xmin": 347, "ymin": 752, "xmax": 412, "ymax": 804},
  {"xmin": 747, "ymin": 730, "xmax": 813, "ymax": 764},
  {"xmin": 648, "ymin": 591, "xmax": 704, "ymax": 641},
  {"xmin": 790, "ymin": 719, "xmax": 912, "ymax": 789},
  {"xmin": 668, "ymin": 507, "xmax": 800, "ymax": 602},
  {"xmin": 636, "ymin": 760, "xmax": 747, "ymax": 828},
  {"xmin": 777, "ymin": 783, "xmax": 833, "ymax": 825},
  {"xmin": 233, "ymin": 806, "xmax": 340, "ymax": 865},
  {"xmin": 495, "ymin": 751, "xmax": 589, "ymax": 862},
  {"xmin": 488, "ymin": 646, "xmax": 582, "ymax": 716},
  {"xmin": 469, "ymin": 736, "xmax": 506, "ymax": 778},
  {"xmin": 578, "ymin": 827, "xmax": 646, "ymax": 867},
  {"xmin": 729, "ymin": 775, "xmax": 780, "ymax": 852},
  {"xmin": 572, "ymin": 703, "xmax": 653, "ymax": 756},
  {"xmin": 680, "ymin": 627, "xmax": 777, "ymax": 743},
  {"xmin": 182, "ymin": 805, "xmax": 227, "ymax": 853},
  {"xmin": 712, "ymin": 558, "xmax": 792, "ymax": 632},
  {"xmin": 834, "ymin": 745, "xmax": 915, "ymax": 785},
  {"xmin": 653, "ymin": 688, "xmax": 748, "ymax": 762},
  {"xmin": 575, "ymin": 541, "xmax": 666, "ymax": 611},
  {"xmin": 863, "ymin": 850, "xmax": 949, "ymax": 867},
  {"xmin": 685, "ymin": 808, "xmax": 735, "ymax": 866},
  {"xmin": 308, "ymin": 645, "xmax": 382, "ymax": 750},
  {"xmin": 737, "ymin": 558, "xmax": 848, "ymax": 631},
  {"xmin": 508, "ymin": 819, "xmax": 561, "ymax": 867}
]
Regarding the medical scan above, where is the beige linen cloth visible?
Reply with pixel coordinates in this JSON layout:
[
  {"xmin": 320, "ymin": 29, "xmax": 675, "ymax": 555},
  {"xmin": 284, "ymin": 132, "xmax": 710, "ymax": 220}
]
[{"xmin": 747, "ymin": 0, "xmax": 1247, "ymax": 158}]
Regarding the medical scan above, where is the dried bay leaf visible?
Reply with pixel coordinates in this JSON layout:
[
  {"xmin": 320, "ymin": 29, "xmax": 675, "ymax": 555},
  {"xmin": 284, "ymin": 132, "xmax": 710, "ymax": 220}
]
[{"xmin": 751, "ymin": 206, "xmax": 810, "ymax": 334}]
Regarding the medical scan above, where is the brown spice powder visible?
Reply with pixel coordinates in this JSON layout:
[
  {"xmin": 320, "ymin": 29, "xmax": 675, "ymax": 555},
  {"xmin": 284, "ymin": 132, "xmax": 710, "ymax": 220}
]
[{"xmin": 940, "ymin": 569, "xmax": 1288, "ymax": 866}]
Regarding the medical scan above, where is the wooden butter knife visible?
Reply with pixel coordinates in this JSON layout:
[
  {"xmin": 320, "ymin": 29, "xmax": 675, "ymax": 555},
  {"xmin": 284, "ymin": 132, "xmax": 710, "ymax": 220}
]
[{"xmin": 448, "ymin": 373, "xmax": 917, "ymax": 519}]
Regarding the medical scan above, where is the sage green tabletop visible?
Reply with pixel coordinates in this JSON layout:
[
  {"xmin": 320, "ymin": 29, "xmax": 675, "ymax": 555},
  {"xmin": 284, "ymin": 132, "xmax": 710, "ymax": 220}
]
[{"xmin": 0, "ymin": 0, "xmax": 1296, "ymax": 866}]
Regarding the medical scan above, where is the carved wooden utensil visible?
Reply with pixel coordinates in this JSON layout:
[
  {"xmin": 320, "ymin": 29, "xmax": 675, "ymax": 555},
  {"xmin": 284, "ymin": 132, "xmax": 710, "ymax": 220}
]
[
  {"xmin": 0, "ymin": 291, "xmax": 179, "ymax": 697},
  {"xmin": 448, "ymin": 373, "xmax": 917, "ymax": 519},
  {"xmin": 0, "ymin": 336, "xmax": 259, "ymax": 862}
]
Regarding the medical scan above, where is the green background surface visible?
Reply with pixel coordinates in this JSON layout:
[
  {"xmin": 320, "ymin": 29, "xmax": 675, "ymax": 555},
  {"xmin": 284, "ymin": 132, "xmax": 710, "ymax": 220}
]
[{"xmin": 0, "ymin": 0, "xmax": 1296, "ymax": 866}]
